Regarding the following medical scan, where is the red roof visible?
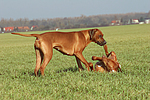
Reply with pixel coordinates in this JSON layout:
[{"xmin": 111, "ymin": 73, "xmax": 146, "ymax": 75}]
[
  {"xmin": 4, "ymin": 27, "xmax": 14, "ymax": 31},
  {"xmin": 111, "ymin": 20, "xmax": 116, "ymax": 23}
]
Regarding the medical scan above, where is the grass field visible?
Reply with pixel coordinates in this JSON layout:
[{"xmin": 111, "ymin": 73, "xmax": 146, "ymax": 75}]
[{"xmin": 0, "ymin": 24, "xmax": 150, "ymax": 100}]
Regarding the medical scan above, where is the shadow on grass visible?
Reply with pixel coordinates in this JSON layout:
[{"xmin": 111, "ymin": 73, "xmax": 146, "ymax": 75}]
[
  {"xmin": 18, "ymin": 68, "xmax": 126, "ymax": 78},
  {"xmin": 10, "ymin": 72, "xmax": 36, "ymax": 79},
  {"xmin": 22, "ymin": 71, "xmax": 41, "ymax": 77},
  {"xmin": 19, "ymin": 67, "xmax": 79, "ymax": 77},
  {"xmin": 21, "ymin": 71, "xmax": 35, "ymax": 76},
  {"xmin": 56, "ymin": 66, "xmax": 79, "ymax": 73}
]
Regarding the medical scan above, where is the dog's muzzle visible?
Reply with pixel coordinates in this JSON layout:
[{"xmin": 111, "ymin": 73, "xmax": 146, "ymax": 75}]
[{"xmin": 97, "ymin": 40, "xmax": 107, "ymax": 46}]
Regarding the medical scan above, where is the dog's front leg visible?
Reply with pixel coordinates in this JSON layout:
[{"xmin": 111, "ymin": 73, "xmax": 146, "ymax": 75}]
[
  {"xmin": 103, "ymin": 44, "xmax": 109, "ymax": 56},
  {"xmin": 74, "ymin": 52, "xmax": 90, "ymax": 71},
  {"xmin": 92, "ymin": 56, "xmax": 103, "ymax": 61},
  {"xmin": 75, "ymin": 56, "xmax": 84, "ymax": 71}
]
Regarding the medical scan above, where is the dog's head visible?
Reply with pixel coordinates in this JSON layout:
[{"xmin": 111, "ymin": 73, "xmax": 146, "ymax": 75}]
[
  {"xmin": 94, "ymin": 61, "xmax": 106, "ymax": 72},
  {"xmin": 102, "ymin": 55, "xmax": 121, "ymax": 72},
  {"xmin": 88, "ymin": 29, "xmax": 107, "ymax": 46},
  {"xmin": 92, "ymin": 51, "xmax": 122, "ymax": 73}
]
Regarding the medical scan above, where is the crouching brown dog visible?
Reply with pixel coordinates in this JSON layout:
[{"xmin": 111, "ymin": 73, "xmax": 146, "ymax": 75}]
[
  {"xmin": 12, "ymin": 29, "xmax": 107, "ymax": 76},
  {"xmin": 91, "ymin": 51, "xmax": 122, "ymax": 73}
]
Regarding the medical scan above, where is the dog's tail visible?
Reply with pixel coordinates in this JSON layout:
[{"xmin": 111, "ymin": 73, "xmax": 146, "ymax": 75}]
[{"xmin": 11, "ymin": 33, "xmax": 40, "ymax": 37}]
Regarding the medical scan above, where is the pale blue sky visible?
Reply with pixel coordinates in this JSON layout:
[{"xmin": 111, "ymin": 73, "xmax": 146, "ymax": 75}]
[{"xmin": 1, "ymin": 0, "xmax": 150, "ymax": 20}]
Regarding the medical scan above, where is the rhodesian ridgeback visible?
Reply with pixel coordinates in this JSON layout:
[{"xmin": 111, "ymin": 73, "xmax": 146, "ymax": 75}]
[
  {"xmin": 12, "ymin": 29, "xmax": 107, "ymax": 76},
  {"xmin": 91, "ymin": 50, "xmax": 122, "ymax": 73}
]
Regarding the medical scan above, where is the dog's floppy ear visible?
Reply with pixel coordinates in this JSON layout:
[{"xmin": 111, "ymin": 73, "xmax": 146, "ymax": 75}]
[
  {"xmin": 102, "ymin": 55, "xmax": 110, "ymax": 71},
  {"xmin": 88, "ymin": 29, "xmax": 97, "ymax": 40}
]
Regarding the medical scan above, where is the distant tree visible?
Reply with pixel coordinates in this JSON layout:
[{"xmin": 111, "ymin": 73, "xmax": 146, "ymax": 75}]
[
  {"xmin": 0, "ymin": 18, "xmax": 7, "ymax": 27},
  {"xmin": 147, "ymin": 11, "xmax": 150, "ymax": 17},
  {"xmin": 101, "ymin": 18, "xmax": 109, "ymax": 26},
  {"xmin": 41, "ymin": 20, "xmax": 48, "ymax": 26},
  {"xmin": 0, "ymin": 12, "xmax": 149, "ymax": 31},
  {"xmin": 139, "ymin": 17, "xmax": 144, "ymax": 22},
  {"xmin": 114, "ymin": 15, "xmax": 117, "ymax": 20},
  {"xmin": 43, "ymin": 25, "xmax": 50, "ymax": 30},
  {"xmin": 121, "ymin": 18, "xmax": 123, "ymax": 23},
  {"xmin": 29, "ymin": 20, "xmax": 38, "ymax": 27}
]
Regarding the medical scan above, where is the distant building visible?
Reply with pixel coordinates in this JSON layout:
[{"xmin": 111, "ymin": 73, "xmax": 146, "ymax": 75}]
[
  {"xmin": 3, "ymin": 27, "xmax": 14, "ymax": 32},
  {"xmin": 17, "ymin": 26, "xmax": 30, "ymax": 31},
  {"xmin": 132, "ymin": 19, "xmax": 139, "ymax": 24},
  {"xmin": 145, "ymin": 18, "xmax": 150, "ymax": 24},
  {"xmin": 56, "ymin": 28, "xmax": 59, "ymax": 31},
  {"xmin": 31, "ymin": 25, "xmax": 38, "ymax": 30},
  {"xmin": 0, "ymin": 27, "xmax": 3, "ymax": 32},
  {"xmin": 111, "ymin": 20, "xmax": 121, "ymax": 25},
  {"xmin": 128, "ymin": 19, "xmax": 139, "ymax": 24}
]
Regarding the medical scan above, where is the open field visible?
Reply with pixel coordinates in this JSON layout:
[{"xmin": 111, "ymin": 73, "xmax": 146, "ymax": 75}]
[{"xmin": 0, "ymin": 24, "xmax": 150, "ymax": 99}]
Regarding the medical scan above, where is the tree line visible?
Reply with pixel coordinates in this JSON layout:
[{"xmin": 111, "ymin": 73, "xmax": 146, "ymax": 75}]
[{"xmin": 0, "ymin": 11, "xmax": 150, "ymax": 31}]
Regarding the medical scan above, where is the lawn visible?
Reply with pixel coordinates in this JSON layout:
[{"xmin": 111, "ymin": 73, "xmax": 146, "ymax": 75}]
[{"xmin": 0, "ymin": 24, "xmax": 150, "ymax": 100}]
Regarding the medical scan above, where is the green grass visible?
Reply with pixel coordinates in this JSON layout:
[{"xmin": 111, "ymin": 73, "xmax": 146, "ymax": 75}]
[{"xmin": 0, "ymin": 24, "xmax": 150, "ymax": 100}]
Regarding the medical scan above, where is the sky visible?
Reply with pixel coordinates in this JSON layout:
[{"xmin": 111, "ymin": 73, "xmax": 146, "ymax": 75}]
[{"xmin": 1, "ymin": 0, "xmax": 150, "ymax": 20}]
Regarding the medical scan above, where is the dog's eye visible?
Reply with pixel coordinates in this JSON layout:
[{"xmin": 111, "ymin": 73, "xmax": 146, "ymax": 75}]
[{"xmin": 99, "ymin": 35, "xmax": 102, "ymax": 38}]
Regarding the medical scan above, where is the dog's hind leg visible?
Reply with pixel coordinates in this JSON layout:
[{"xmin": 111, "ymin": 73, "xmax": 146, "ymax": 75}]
[
  {"xmin": 34, "ymin": 48, "xmax": 44, "ymax": 76},
  {"xmin": 39, "ymin": 46, "xmax": 53, "ymax": 76}
]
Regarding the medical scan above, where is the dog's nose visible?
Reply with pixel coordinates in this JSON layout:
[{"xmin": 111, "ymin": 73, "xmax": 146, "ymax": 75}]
[{"xmin": 97, "ymin": 40, "xmax": 107, "ymax": 46}]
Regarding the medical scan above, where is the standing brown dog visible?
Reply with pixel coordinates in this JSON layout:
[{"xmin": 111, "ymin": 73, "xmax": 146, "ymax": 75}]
[
  {"xmin": 91, "ymin": 50, "xmax": 122, "ymax": 73},
  {"xmin": 12, "ymin": 29, "xmax": 107, "ymax": 76}
]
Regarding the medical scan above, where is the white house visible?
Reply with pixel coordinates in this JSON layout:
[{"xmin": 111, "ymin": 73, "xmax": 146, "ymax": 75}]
[
  {"xmin": 145, "ymin": 18, "xmax": 150, "ymax": 24},
  {"xmin": 132, "ymin": 19, "xmax": 139, "ymax": 24},
  {"xmin": 128, "ymin": 19, "xmax": 139, "ymax": 24}
]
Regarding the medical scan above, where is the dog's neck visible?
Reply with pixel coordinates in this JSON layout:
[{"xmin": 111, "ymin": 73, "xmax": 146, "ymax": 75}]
[{"xmin": 83, "ymin": 30, "xmax": 92, "ymax": 45}]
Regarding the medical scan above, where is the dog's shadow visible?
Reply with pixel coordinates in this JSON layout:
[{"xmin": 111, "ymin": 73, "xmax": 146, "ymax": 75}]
[
  {"xmin": 24, "ymin": 71, "xmax": 36, "ymax": 76},
  {"xmin": 25, "ymin": 67, "xmax": 125, "ymax": 77},
  {"xmin": 27, "ymin": 66, "xmax": 79, "ymax": 77},
  {"xmin": 56, "ymin": 66, "xmax": 79, "ymax": 73}
]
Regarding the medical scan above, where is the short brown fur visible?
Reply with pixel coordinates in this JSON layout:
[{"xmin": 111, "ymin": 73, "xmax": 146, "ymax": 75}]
[
  {"xmin": 12, "ymin": 29, "xmax": 107, "ymax": 76},
  {"xmin": 91, "ymin": 47, "xmax": 122, "ymax": 73}
]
